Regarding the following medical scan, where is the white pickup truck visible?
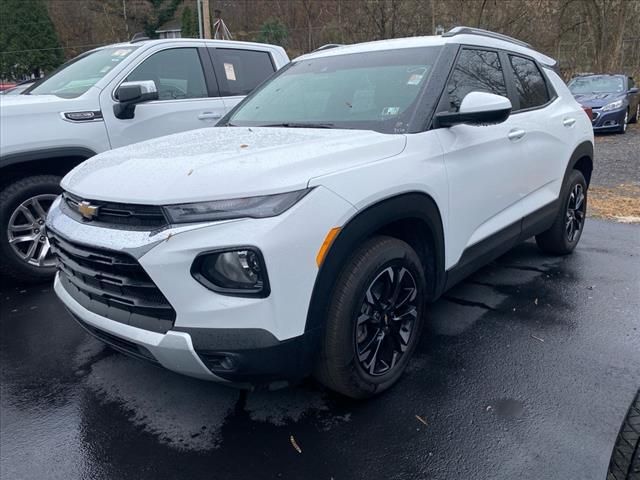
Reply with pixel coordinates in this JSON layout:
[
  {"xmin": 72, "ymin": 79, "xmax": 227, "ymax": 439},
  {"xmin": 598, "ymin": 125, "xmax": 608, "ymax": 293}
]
[{"xmin": 0, "ymin": 38, "xmax": 289, "ymax": 282}]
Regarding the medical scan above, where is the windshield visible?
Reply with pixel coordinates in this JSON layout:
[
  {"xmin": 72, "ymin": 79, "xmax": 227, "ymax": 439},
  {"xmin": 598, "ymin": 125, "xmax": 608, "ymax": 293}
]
[
  {"xmin": 227, "ymin": 47, "xmax": 441, "ymax": 134},
  {"xmin": 568, "ymin": 75, "xmax": 625, "ymax": 94},
  {"xmin": 28, "ymin": 46, "xmax": 138, "ymax": 98}
]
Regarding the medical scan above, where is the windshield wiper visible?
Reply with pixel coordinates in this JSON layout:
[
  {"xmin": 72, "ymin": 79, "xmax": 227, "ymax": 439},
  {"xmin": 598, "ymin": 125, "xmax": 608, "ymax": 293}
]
[{"xmin": 260, "ymin": 122, "xmax": 335, "ymax": 129}]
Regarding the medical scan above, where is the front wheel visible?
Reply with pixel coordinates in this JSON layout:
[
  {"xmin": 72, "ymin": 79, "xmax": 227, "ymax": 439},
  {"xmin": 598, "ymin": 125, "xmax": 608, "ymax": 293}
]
[
  {"xmin": 0, "ymin": 175, "xmax": 62, "ymax": 283},
  {"xmin": 314, "ymin": 236, "xmax": 426, "ymax": 399},
  {"xmin": 607, "ymin": 389, "xmax": 640, "ymax": 480},
  {"xmin": 535, "ymin": 169, "xmax": 587, "ymax": 255},
  {"xmin": 618, "ymin": 109, "xmax": 629, "ymax": 133},
  {"xmin": 631, "ymin": 104, "xmax": 639, "ymax": 124}
]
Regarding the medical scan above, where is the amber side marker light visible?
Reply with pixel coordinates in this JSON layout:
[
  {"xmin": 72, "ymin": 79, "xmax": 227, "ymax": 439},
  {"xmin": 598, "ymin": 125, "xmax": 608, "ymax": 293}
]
[{"xmin": 316, "ymin": 227, "xmax": 341, "ymax": 267}]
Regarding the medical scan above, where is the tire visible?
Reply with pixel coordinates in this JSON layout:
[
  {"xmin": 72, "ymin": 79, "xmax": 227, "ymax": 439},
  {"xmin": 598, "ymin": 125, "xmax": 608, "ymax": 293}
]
[
  {"xmin": 607, "ymin": 389, "xmax": 640, "ymax": 480},
  {"xmin": 618, "ymin": 109, "xmax": 629, "ymax": 134},
  {"xmin": 0, "ymin": 175, "xmax": 62, "ymax": 283},
  {"xmin": 314, "ymin": 235, "xmax": 426, "ymax": 399},
  {"xmin": 535, "ymin": 169, "xmax": 587, "ymax": 255}
]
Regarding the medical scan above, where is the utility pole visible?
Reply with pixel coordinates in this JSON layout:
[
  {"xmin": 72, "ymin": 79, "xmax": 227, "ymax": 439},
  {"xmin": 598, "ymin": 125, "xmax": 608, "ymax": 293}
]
[
  {"xmin": 197, "ymin": 0, "xmax": 203, "ymax": 39},
  {"xmin": 202, "ymin": 0, "xmax": 211, "ymax": 39}
]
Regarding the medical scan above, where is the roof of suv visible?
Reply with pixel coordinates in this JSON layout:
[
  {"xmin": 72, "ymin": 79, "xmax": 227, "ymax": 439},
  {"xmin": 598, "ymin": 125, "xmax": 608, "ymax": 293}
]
[
  {"xmin": 97, "ymin": 38, "xmax": 285, "ymax": 52},
  {"xmin": 297, "ymin": 27, "xmax": 556, "ymax": 68}
]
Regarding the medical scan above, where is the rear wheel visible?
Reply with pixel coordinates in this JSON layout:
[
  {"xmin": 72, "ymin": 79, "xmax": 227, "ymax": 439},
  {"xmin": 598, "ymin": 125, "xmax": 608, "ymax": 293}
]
[
  {"xmin": 535, "ymin": 170, "xmax": 587, "ymax": 255},
  {"xmin": 314, "ymin": 236, "xmax": 426, "ymax": 399},
  {"xmin": 0, "ymin": 176, "xmax": 62, "ymax": 283},
  {"xmin": 631, "ymin": 104, "xmax": 640, "ymax": 124}
]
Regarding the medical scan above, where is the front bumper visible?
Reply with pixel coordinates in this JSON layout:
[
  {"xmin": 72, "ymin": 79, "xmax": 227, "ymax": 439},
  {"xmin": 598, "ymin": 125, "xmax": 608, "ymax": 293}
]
[
  {"xmin": 591, "ymin": 106, "xmax": 626, "ymax": 130},
  {"xmin": 48, "ymin": 187, "xmax": 356, "ymax": 386}
]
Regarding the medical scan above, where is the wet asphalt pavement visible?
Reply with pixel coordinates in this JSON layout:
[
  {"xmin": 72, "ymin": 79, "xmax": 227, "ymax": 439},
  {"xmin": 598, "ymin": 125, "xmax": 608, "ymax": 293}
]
[{"xmin": 1, "ymin": 218, "xmax": 639, "ymax": 480}]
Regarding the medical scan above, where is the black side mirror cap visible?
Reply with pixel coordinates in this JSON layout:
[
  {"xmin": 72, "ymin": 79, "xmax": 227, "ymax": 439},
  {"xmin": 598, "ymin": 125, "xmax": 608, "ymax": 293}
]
[
  {"xmin": 113, "ymin": 81, "xmax": 158, "ymax": 119},
  {"xmin": 629, "ymin": 87, "xmax": 639, "ymax": 94},
  {"xmin": 434, "ymin": 107, "xmax": 511, "ymax": 128}
]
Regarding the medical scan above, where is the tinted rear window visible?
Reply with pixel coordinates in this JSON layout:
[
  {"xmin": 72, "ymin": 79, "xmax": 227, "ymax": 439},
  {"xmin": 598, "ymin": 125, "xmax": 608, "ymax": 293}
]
[{"xmin": 509, "ymin": 55, "xmax": 550, "ymax": 110}]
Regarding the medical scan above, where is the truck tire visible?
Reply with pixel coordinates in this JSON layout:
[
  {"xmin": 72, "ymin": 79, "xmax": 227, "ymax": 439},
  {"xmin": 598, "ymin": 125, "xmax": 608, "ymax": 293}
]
[
  {"xmin": 607, "ymin": 389, "xmax": 640, "ymax": 480},
  {"xmin": 0, "ymin": 175, "xmax": 62, "ymax": 283},
  {"xmin": 314, "ymin": 236, "xmax": 426, "ymax": 399}
]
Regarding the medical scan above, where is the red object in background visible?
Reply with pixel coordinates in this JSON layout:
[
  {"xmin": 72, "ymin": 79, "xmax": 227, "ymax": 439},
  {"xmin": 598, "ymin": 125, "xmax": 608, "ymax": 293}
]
[
  {"xmin": 0, "ymin": 83, "xmax": 17, "ymax": 92},
  {"xmin": 581, "ymin": 105, "xmax": 593, "ymax": 119}
]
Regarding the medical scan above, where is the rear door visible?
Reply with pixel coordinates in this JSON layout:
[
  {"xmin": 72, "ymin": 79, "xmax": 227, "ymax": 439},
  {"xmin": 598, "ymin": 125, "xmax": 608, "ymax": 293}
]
[
  {"xmin": 101, "ymin": 45, "xmax": 226, "ymax": 148},
  {"xmin": 208, "ymin": 47, "xmax": 277, "ymax": 111},
  {"xmin": 436, "ymin": 47, "xmax": 526, "ymax": 265},
  {"xmin": 503, "ymin": 53, "xmax": 576, "ymax": 217}
]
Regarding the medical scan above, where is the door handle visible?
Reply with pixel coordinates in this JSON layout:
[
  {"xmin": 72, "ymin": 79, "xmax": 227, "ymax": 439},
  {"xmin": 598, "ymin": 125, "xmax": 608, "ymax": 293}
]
[
  {"xmin": 198, "ymin": 112, "xmax": 222, "ymax": 121},
  {"xmin": 563, "ymin": 117, "xmax": 576, "ymax": 127},
  {"xmin": 507, "ymin": 129, "xmax": 526, "ymax": 141}
]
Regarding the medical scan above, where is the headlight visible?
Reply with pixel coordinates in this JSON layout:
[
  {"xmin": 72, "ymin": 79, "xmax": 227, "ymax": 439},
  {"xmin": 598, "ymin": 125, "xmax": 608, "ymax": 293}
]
[
  {"xmin": 164, "ymin": 189, "xmax": 311, "ymax": 224},
  {"xmin": 601, "ymin": 99, "xmax": 624, "ymax": 111},
  {"xmin": 191, "ymin": 248, "xmax": 269, "ymax": 296}
]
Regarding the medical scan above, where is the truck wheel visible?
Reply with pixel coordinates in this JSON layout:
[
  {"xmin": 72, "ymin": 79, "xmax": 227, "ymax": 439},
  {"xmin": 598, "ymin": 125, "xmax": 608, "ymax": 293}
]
[
  {"xmin": 0, "ymin": 176, "xmax": 62, "ymax": 283},
  {"xmin": 314, "ymin": 236, "xmax": 426, "ymax": 399},
  {"xmin": 607, "ymin": 389, "xmax": 640, "ymax": 480},
  {"xmin": 535, "ymin": 169, "xmax": 587, "ymax": 255}
]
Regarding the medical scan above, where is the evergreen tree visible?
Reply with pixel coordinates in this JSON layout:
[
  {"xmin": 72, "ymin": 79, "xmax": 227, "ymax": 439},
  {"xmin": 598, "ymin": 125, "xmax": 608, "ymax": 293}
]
[
  {"xmin": 256, "ymin": 19, "xmax": 288, "ymax": 47},
  {"xmin": 0, "ymin": 0, "xmax": 63, "ymax": 80},
  {"xmin": 181, "ymin": 6, "xmax": 198, "ymax": 38}
]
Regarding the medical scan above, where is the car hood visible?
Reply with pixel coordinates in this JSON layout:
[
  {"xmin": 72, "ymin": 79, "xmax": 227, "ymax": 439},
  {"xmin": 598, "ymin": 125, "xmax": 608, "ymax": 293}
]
[
  {"xmin": 573, "ymin": 92, "xmax": 625, "ymax": 108},
  {"xmin": 0, "ymin": 92, "xmax": 97, "ymax": 114},
  {"xmin": 62, "ymin": 127, "xmax": 407, "ymax": 204}
]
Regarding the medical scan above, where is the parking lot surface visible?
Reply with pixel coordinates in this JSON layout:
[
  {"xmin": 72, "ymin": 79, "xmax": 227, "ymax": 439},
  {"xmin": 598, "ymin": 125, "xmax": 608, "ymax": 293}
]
[{"xmin": 1, "ymin": 217, "xmax": 639, "ymax": 480}]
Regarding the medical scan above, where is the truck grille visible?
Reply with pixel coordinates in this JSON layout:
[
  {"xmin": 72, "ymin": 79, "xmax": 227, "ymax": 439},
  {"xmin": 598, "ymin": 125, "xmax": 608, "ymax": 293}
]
[
  {"xmin": 63, "ymin": 192, "xmax": 168, "ymax": 230},
  {"xmin": 49, "ymin": 231, "xmax": 175, "ymax": 333}
]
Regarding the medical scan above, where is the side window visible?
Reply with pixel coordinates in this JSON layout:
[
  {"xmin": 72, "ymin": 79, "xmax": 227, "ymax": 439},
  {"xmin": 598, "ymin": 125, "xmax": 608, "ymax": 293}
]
[
  {"xmin": 447, "ymin": 49, "xmax": 507, "ymax": 111},
  {"xmin": 213, "ymin": 49, "xmax": 275, "ymax": 96},
  {"xmin": 508, "ymin": 55, "xmax": 550, "ymax": 110},
  {"xmin": 629, "ymin": 77, "xmax": 635, "ymax": 90},
  {"xmin": 125, "ymin": 48, "xmax": 208, "ymax": 101}
]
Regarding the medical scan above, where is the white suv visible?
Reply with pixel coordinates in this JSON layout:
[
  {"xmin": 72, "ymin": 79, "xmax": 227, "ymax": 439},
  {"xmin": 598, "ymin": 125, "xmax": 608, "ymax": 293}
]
[
  {"xmin": 47, "ymin": 28, "xmax": 593, "ymax": 398},
  {"xmin": 0, "ymin": 38, "xmax": 288, "ymax": 282}
]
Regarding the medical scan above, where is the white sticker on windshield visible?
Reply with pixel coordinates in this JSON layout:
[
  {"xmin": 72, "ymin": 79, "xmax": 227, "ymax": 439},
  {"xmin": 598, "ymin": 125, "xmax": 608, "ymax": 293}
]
[
  {"xmin": 224, "ymin": 62, "xmax": 237, "ymax": 81},
  {"xmin": 381, "ymin": 107, "xmax": 400, "ymax": 116},
  {"xmin": 407, "ymin": 73, "xmax": 424, "ymax": 85},
  {"xmin": 112, "ymin": 49, "xmax": 132, "ymax": 57}
]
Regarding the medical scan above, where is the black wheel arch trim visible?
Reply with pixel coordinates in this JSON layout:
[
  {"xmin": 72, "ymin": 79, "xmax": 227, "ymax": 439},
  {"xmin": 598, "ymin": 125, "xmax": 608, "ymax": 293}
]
[
  {"xmin": 563, "ymin": 141, "xmax": 593, "ymax": 187},
  {"xmin": 304, "ymin": 192, "xmax": 445, "ymax": 333},
  {"xmin": 0, "ymin": 147, "xmax": 97, "ymax": 169}
]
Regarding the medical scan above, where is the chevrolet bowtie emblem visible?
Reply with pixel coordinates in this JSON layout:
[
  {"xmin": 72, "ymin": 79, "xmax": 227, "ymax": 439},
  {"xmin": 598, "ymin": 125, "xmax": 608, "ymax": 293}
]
[{"xmin": 77, "ymin": 201, "xmax": 99, "ymax": 220}]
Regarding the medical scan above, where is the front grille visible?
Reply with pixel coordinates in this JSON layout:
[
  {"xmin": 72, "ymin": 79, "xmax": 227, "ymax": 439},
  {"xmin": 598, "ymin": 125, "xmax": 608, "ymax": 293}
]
[
  {"xmin": 49, "ymin": 230, "xmax": 176, "ymax": 333},
  {"xmin": 63, "ymin": 192, "xmax": 168, "ymax": 230}
]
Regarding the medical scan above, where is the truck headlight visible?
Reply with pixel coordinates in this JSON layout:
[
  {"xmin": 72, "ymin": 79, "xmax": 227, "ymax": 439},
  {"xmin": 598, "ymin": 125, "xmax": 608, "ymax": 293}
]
[
  {"xmin": 191, "ymin": 248, "xmax": 269, "ymax": 297},
  {"xmin": 164, "ymin": 189, "xmax": 311, "ymax": 224},
  {"xmin": 601, "ymin": 99, "xmax": 623, "ymax": 111}
]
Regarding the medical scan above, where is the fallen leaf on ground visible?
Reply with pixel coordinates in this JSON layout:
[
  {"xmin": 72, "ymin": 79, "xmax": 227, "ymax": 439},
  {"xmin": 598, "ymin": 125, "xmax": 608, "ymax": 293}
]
[
  {"xmin": 415, "ymin": 415, "xmax": 428, "ymax": 426},
  {"xmin": 290, "ymin": 435, "xmax": 302, "ymax": 454}
]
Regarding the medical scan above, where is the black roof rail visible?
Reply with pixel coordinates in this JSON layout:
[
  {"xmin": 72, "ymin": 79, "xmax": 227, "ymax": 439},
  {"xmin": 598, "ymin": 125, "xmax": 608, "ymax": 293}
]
[
  {"xmin": 313, "ymin": 44, "xmax": 343, "ymax": 52},
  {"xmin": 442, "ymin": 26, "xmax": 531, "ymax": 49}
]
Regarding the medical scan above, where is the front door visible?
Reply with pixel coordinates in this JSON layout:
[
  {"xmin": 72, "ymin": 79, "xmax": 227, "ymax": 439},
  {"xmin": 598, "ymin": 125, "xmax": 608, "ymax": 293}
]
[
  {"xmin": 436, "ymin": 47, "xmax": 526, "ymax": 267},
  {"xmin": 101, "ymin": 46, "xmax": 226, "ymax": 149}
]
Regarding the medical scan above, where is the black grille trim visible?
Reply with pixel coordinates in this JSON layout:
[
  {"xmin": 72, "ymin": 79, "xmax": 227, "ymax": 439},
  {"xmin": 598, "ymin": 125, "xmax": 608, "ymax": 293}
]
[
  {"xmin": 62, "ymin": 192, "xmax": 168, "ymax": 230},
  {"xmin": 70, "ymin": 312, "xmax": 159, "ymax": 364},
  {"xmin": 50, "ymin": 230, "xmax": 176, "ymax": 333}
]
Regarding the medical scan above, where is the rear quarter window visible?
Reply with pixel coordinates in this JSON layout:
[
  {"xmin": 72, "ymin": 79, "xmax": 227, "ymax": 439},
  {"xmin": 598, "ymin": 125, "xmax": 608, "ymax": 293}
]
[{"xmin": 213, "ymin": 49, "xmax": 275, "ymax": 97}]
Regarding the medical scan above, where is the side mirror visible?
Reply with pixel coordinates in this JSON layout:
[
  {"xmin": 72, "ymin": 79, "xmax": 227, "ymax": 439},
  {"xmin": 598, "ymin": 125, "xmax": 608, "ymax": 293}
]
[
  {"xmin": 629, "ymin": 87, "xmax": 639, "ymax": 94},
  {"xmin": 113, "ymin": 80, "xmax": 158, "ymax": 119},
  {"xmin": 434, "ymin": 91, "xmax": 512, "ymax": 128}
]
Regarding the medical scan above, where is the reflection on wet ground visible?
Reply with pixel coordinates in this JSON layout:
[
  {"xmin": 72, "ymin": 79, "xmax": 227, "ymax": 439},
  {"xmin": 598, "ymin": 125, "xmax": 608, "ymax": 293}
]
[{"xmin": 1, "ymin": 219, "xmax": 639, "ymax": 480}]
